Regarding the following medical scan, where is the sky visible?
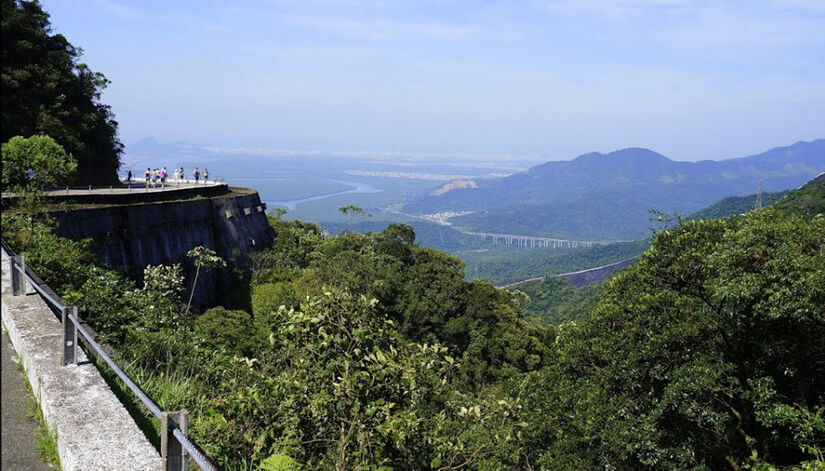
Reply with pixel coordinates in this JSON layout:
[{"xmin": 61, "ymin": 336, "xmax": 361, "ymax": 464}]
[{"xmin": 45, "ymin": 0, "xmax": 825, "ymax": 161}]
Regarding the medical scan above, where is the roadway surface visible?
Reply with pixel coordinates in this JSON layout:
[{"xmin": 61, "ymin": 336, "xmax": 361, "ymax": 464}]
[
  {"xmin": 496, "ymin": 256, "xmax": 640, "ymax": 289},
  {"xmin": 2, "ymin": 330, "xmax": 53, "ymax": 471}
]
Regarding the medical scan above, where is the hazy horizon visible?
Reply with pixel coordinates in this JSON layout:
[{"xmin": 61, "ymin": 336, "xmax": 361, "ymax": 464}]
[
  {"xmin": 126, "ymin": 136, "xmax": 824, "ymax": 165},
  {"xmin": 47, "ymin": 0, "xmax": 825, "ymax": 161}
]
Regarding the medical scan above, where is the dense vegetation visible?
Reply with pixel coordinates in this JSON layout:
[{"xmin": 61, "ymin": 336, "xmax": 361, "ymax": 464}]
[
  {"xmin": 323, "ymin": 220, "xmax": 491, "ymax": 253},
  {"xmin": 324, "ymin": 219, "xmax": 648, "ymax": 285},
  {"xmin": 3, "ymin": 196, "xmax": 823, "ymax": 469},
  {"xmin": 687, "ymin": 190, "xmax": 789, "ymax": 220},
  {"xmin": 1, "ymin": 135, "xmax": 77, "ymax": 189},
  {"xmin": 2, "ymin": 0, "xmax": 122, "ymax": 185},
  {"xmin": 514, "ymin": 277, "xmax": 604, "ymax": 324},
  {"xmin": 459, "ymin": 239, "xmax": 649, "ymax": 285},
  {"xmin": 450, "ymin": 194, "xmax": 658, "ymax": 240},
  {"xmin": 520, "ymin": 208, "xmax": 825, "ymax": 469},
  {"xmin": 773, "ymin": 174, "xmax": 825, "ymax": 218},
  {"xmin": 2, "ymin": 211, "xmax": 551, "ymax": 468}
]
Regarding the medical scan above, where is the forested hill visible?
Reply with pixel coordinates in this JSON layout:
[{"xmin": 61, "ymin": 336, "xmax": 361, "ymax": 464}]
[
  {"xmin": 773, "ymin": 172, "xmax": 825, "ymax": 217},
  {"xmin": 406, "ymin": 140, "xmax": 825, "ymax": 240},
  {"xmin": 1, "ymin": 0, "xmax": 122, "ymax": 185},
  {"xmin": 687, "ymin": 190, "xmax": 789, "ymax": 220}
]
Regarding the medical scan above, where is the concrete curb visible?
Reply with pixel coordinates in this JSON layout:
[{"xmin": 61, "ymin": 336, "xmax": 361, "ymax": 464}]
[{"xmin": 2, "ymin": 252, "xmax": 161, "ymax": 470}]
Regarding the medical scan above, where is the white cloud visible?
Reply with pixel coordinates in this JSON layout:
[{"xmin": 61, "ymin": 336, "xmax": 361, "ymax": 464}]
[{"xmin": 92, "ymin": 0, "xmax": 144, "ymax": 19}]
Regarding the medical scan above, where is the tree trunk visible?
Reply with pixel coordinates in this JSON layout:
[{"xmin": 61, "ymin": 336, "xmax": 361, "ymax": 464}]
[{"xmin": 186, "ymin": 265, "xmax": 201, "ymax": 315}]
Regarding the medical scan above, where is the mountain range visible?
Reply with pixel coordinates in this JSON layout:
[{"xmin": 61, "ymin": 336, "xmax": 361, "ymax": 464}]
[{"xmin": 404, "ymin": 139, "xmax": 825, "ymax": 240}]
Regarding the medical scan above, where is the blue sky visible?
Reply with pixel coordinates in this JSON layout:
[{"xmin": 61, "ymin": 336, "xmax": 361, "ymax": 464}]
[{"xmin": 45, "ymin": 0, "xmax": 825, "ymax": 161}]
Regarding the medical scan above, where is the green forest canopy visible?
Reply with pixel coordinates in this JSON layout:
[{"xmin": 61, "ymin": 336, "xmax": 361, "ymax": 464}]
[
  {"xmin": 1, "ymin": 134, "xmax": 77, "ymax": 189},
  {"xmin": 772, "ymin": 173, "xmax": 825, "ymax": 218},
  {"xmin": 1, "ymin": 0, "xmax": 122, "ymax": 185},
  {"xmin": 3, "ymin": 199, "xmax": 823, "ymax": 469}
]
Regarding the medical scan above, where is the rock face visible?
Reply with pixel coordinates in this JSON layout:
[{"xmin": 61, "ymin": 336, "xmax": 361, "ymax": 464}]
[
  {"xmin": 431, "ymin": 179, "xmax": 478, "ymax": 196},
  {"xmin": 51, "ymin": 190, "xmax": 274, "ymax": 308}
]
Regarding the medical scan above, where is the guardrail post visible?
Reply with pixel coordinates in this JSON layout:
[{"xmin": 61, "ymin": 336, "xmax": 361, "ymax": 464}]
[
  {"xmin": 161, "ymin": 409, "xmax": 188, "ymax": 471},
  {"xmin": 11, "ymin": 255, "xmax": 24, "ymax": 296},
  {"xmin": 62, "ymin": 306, "xmax": 78, "ymax": 366}
]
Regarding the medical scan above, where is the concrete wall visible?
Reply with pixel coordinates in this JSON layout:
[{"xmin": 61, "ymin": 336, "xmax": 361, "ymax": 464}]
[{"xmin": 51, "ymin": 190, "xmax": 274, "ymax": 308}]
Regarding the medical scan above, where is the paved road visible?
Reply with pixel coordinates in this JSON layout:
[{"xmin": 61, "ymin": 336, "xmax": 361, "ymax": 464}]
[
  {"xmin": 1, "ymin": 330, "xmax": 53, "ymax": 471},
  {"xmin": 496, "ymin": 256, "xmax": 641, "ymax": 289}
]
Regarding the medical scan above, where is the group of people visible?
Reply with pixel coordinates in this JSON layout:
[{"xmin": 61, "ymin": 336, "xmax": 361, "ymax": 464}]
[{"xmin": 124, "ymin": 166, "xmax": 210, "ymax": 188}]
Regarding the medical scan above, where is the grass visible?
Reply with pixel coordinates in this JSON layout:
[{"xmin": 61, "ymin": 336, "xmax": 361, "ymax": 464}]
[
  {"xmin": 94, "ymin": 357, "xmax": 163, "ymax": 450},
  {"xmin": 93, "ymin": 356, "xmax": 215, "ymax": 470},
  {"xmin": 15, "ymin": 355, "xmax": 62, "ymax": 470}
]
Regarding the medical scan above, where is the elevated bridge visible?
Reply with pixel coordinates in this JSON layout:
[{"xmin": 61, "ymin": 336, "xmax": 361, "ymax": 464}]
[{"xmin": 466, "ymin": 231, "xmax": 623, "ymax": 248}]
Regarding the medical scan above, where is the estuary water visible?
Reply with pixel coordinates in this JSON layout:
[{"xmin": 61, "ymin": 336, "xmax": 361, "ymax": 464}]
[{"xmin": 266, "ymin": 179, "xmax": 383, "ymax": 210}]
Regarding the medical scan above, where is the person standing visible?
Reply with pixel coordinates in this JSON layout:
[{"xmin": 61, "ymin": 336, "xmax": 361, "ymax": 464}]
[
  {"xmin": 161, "ymin": 167, "xmax": 167, "ymax": 188},
  {"xmin": 144, "ymin": 168, "xmax": 151, "ymax": 187},
  {"xmin": 180, "ymin": 167, "xmax": 185, "ymax": 182},
  {"xmin": 203, "ymin": 168, "xmax": 209, "ymax": 183},
  {"xmin": 194, "ymin": 168, "xmax": 200, "ymax": 183},
  {"xmin": 126, "ymin": 169, "xmax": 132, "ymax": 184}
]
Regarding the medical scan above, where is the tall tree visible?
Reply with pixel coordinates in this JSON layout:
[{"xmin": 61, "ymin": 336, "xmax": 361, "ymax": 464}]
[
  {"xmin": 1, "ymin": 0, "xmax": 122, "ymax": 185},
  {"xmin": 2, "ymin": 134, "xmax": 76, "ymax": 189}
]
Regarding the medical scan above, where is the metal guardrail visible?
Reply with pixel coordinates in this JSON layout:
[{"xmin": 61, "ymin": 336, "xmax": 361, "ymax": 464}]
[
  {"xmin": 116, "ymin": 178, "xmax": 227, "ymax": 192},
  {"xmin": 2, "ymin": 242, "xmax": 218, "ymax": 471}
]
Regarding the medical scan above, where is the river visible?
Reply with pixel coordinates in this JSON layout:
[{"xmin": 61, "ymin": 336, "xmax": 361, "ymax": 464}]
[{"xmin": 265, "ymin": 179, "xmax": 383, "ymax": 210}]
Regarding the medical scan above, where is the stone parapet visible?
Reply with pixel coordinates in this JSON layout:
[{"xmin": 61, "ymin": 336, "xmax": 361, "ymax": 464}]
[{"xmin": 1, "ymin": 250, "xmax": 161, "ymax": 470}]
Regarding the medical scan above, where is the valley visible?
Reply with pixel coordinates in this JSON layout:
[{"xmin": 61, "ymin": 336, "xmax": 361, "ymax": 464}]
[{"xmin": 124, "ymin": 139, "xmax": 825, "ymax": 287}]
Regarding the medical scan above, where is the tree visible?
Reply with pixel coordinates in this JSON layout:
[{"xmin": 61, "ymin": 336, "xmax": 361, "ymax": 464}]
[
  {"xmin": 2, "ymin": 135, "xmax": 76, "ymax": 189},
  {"xmin": 185, "ymin": 246, "xmax": 226, "ymax": 315},
  {"xmin": 2, "ymin": 0, "xmax": 122, "ymax": 184},
  {"xmin": 338, "ymin": 205, "xmax": 371, "ymax": 225},
  {"xmin": 520, "ymin": 210, "xmax": 825, "ymax": 470},
  {"xmin": 207, "ymin": 288, "xmax": 517, "ymax": 470}
]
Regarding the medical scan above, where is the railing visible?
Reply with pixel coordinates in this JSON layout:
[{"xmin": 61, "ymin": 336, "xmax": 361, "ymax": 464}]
[
  {"xmin": 117, "ymin": 177, "xmax": 226, "ymax": 191},
  {"xmin": 2, "ymin": 241, "xmax": 218, "ymax": 471}
]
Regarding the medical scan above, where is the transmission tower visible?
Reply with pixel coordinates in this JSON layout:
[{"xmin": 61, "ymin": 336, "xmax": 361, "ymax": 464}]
[{"xmin": 756, "ymin": 178, "xmax": 763, "ymax": 210}]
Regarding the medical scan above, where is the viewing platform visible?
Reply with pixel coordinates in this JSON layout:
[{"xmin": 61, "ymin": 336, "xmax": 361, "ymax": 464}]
[{"xmin": 1, "ymin": 180, "xmax": 230, "ymax": 207}]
